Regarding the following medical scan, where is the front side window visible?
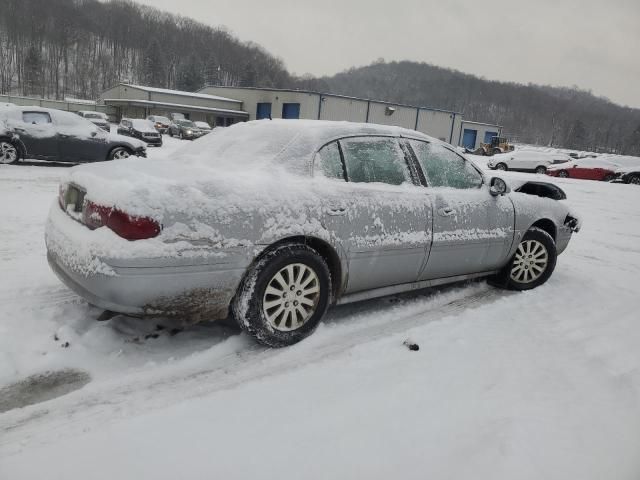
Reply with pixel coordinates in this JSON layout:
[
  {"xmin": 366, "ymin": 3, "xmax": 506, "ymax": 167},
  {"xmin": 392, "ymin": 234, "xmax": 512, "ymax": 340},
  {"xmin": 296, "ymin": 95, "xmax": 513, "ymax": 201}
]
[
  {"xmin": 22, "ymin": 112, "xmax": 51, "ymax": 125},
  {"xmin": 409, "ymin": 140, "xmax": 482, "ymax": 189},
  {"xmin": 340, "ymin": 137, "xmax": 411, "ymax": 186},
  {"xmin": 315, "ymin": 141, "xmax": 344, "ymax": 181}
]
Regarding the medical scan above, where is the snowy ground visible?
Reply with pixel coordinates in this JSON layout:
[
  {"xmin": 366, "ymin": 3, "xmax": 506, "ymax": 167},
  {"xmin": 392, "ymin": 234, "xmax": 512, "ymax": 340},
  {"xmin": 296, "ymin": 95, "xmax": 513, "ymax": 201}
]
[{"xmin": 1, "ymin": 138, "xmax": 640, "ymax": 479}]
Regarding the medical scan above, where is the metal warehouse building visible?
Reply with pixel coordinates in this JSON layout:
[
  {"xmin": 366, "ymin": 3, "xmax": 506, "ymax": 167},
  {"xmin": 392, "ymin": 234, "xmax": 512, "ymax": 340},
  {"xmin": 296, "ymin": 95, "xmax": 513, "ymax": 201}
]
[
  {"xmin": 99, "ymin": 83, "xmax": 501, "ymax": 147},
  {"xmin": 199, "ymin": 86, "xmax": 463, "ymax": 144},
  {"xmin": 458, "ymin": 120, "xmax": 503, "ymax": 151},
  {"xmin": 99, "ymin": 84, "xmax": 249, "ymax": 126}
]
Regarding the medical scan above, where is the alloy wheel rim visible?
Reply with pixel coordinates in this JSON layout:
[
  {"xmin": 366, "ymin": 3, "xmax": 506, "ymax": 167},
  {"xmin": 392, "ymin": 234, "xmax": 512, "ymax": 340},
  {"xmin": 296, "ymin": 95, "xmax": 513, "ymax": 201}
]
[
  {"xmin": 0, "ymin": 142, "xmax": 18, "ymax": 164},
  {"xmin": 558, "ymin": 171, "xmax": 568, "ymax": 178},
  {"xmin": 114, "ymin": 149, "xmax": 129, "ymax": 159},
  {"xmin": 510, "ymin": 240, "xmax": 548, "ymax": 284},
  {"xmin": 496, "ymin": 164, "xmax": 506, "ymax": 170},
  {"xmin": 263, "ymin": 263, "xmax": 321, "ymax": 332},
  {"xmin": 630, "ymin": 176, "xmax": 640, "ymax": 185}
]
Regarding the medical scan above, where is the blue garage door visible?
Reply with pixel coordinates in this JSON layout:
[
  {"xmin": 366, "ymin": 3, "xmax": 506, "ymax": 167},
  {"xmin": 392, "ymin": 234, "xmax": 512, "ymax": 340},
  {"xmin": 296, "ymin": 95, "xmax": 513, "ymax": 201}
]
[
  {"xmin": 484, "ymin": 131, "xmax": 498, "ymax": 144},
  {"xmin": 256, "ymin": 103, "xmax": 272, "ymax": 120},
  {"xmin": 462, "ymin": 129, "xmax": 478, "ymax": 149},
  {"xmin": 282, "ymin": 103, "xmax": 300, "ymax": 119}
]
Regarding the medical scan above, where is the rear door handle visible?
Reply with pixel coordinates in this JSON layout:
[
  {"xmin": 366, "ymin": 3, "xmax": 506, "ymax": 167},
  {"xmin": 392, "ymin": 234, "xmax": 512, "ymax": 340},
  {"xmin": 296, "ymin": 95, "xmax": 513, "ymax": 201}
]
[{"xmin": 437, "ymin": 207, "xmax": 456, "ymax": 217}]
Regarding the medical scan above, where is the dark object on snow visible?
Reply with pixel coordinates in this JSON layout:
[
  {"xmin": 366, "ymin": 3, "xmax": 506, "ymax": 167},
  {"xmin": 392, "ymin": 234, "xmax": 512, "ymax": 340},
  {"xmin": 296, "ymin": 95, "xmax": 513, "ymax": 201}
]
[
  {"xmin": 61, "ymin": 341, "xmax": 70, "ymax": 348},
  {"xmin": 97, "ymin": 310, "xmax": 118, "ymax": 322},
  {"xmin": 403, "ymin": 340, "xmax": 419, "ymax": 351}
]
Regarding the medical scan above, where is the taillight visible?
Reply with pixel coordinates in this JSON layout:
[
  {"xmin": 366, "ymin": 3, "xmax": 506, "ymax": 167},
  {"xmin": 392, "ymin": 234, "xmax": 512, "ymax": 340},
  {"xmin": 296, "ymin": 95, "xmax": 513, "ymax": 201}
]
[{"xmin": 82, "ymin": 201, "xmax": 161, "ymax": 240}]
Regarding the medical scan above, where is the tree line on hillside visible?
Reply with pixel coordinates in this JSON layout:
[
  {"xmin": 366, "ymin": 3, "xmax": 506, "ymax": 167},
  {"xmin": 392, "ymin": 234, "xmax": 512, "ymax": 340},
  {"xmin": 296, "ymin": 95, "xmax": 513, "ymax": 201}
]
[
  {"xmin": 1, "ymin": 1, "xmax": 639, "ymax": 154},
  {"xmin": 0, "ymin": 0, "xmax": 290, "ymax": 100},
  {"xmin": 295, "ymin": 61, "xmax": 640, "ymax": 155}
]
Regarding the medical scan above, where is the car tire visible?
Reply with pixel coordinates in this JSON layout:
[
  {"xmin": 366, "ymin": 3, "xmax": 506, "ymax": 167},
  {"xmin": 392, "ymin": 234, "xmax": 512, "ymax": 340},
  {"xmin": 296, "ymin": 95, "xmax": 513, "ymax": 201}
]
[
  {"xmin": 232, "ymin": 244, "xmax": 331, "ymax": 348},
  {"xmin": 108, "ymin": 147, "xmax": 132, "ymax": 160},
  {"xmin": 602, "ymin": 173, "xmax": 614, "ymax": 182},
  {"xmin": 557, "ymin": 170, "xmax": 569, "ymax": 178},
  {"xmin": 628, "ymin": 174, "xmax": 640, "ymax": 185},
  {"xmin": 535, "ymin": 166, "xmax": 547, "ymax": 174},
  {"xmin": 0, "ymin": 140, "xmax": 20, "ymax": 164},
  {"xmin": 178, "ymin": 131, "xmax": 183, "ymax": 140},
  {"xmin": 493, "ymin": 148, "xmax": 502, "ymax": 155},
  {"xmin": 493, "ymin": 227, "xmax": 557, "ymax": 291},
  {"xmin": 495, "ymin": 163, "xmax": 508, "ymax": 171}
]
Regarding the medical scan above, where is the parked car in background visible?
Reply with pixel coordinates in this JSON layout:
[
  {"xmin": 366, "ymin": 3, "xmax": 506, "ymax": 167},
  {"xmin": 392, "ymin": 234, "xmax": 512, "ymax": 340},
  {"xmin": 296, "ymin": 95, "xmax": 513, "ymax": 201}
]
[
  {"xmin": 169, "ymin": 112, "xmax": 185, "ymax": 122},
  {"xmin": 147, "ymin": 115, "xmax": 171, "ymax": 133},
  {"xmin": 167, "ymin": 119, "xmax": 204, "ymax": 140},
  {"xmin": 0, "ymin": 106, "xmax": 146, "ymax": 164},
  {"xmin": 546, "ymin": 158, "xmax": 620, "ymax": 181},
  {"xmin": 117, "ymin": 118, "xmax": 163, "ymax": 146},
  {"xmin": 612, "ymin": 166, "xmax": 640, "ymax": 185},
  {"xmin": 0, "ymin": 119, "xmax": 21, "ymax": 164},
  {"xmin": 77, "ymin": 111, "xmax": 110, "ymax": 131},
  {"xmin": 194, "ymin": 121, "xmax": 213, "ymax": 134},
  {"xmin": 488, "ymin": 150, "xmax": 571, "ymax": 174},
  {"xmin": 46, "ymin": 120, "xmax": 579, "ymax": 348}
]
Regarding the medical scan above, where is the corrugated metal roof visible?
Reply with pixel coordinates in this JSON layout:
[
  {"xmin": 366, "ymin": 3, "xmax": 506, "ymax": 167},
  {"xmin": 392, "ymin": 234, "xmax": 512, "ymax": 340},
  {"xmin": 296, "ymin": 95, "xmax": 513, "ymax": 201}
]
[
  {"xmin": 103, "ymin": 98, "xmax": 248, "ymax": 116},
  {"xmin": 120, "ymin": 84, "xmax": 242, "ymax": 103}
]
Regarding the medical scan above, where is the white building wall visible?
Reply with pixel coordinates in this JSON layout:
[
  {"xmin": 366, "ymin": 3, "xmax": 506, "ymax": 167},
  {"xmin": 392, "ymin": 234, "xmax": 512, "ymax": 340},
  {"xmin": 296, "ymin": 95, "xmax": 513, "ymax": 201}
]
[
  {"xmin": 200, "ymin": 87, "xmax": 319, "ymax": 120},
  {"xmin": 319, "ymin": 96, "xmax": 368, "ymax": 122},
  {"xmin": 367, "ymin": 102, "xmax": 416, "ymax": 129},
  {"xmin": 458, "ymin": 121, "xmax": 502, "ymax": 150},
  {"xmin": 416, "ymin": 110, "xmax": 457, "ymax": 142}
]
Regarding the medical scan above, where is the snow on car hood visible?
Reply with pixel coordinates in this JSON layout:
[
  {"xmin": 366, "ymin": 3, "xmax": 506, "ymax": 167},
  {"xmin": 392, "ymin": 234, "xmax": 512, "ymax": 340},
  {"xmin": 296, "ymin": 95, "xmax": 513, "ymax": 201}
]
[{"xmin": 106, "ymin": 132, "xmax": 146, "ymax": 148}]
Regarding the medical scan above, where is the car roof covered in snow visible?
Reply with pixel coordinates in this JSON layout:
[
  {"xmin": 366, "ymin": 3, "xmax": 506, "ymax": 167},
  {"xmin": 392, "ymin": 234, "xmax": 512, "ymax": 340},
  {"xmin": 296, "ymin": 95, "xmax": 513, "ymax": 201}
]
[{"xmin": 177, "ymin": 119, "xmax": 435, "ymax": 174}]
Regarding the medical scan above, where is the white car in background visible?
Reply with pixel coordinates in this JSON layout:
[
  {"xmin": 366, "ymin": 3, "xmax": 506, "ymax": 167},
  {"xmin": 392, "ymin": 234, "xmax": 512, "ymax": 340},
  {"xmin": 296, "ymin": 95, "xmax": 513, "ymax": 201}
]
[{"xmin": 488, "ymin": 150, "xmax": 571, "ymax": 174}]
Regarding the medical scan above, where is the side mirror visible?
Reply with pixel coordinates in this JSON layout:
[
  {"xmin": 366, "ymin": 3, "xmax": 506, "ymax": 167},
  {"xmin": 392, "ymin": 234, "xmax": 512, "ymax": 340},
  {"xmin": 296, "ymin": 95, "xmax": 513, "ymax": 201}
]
[{"xmin": 489, "ymin": 177, "xmax": 510, "ymax": 196}]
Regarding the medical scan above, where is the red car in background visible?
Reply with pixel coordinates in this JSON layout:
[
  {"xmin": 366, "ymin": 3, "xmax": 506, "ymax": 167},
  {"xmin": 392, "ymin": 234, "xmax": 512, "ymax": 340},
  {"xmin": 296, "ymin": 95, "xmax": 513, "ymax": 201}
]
[{"xmin": 546, "ymin": 158, "xmax": 620, "ymax": 181}]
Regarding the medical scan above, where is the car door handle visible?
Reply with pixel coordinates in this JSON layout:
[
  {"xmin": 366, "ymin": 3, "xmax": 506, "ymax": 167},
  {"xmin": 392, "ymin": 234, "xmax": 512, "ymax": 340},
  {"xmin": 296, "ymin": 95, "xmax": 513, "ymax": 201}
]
[
  {"xmin": 437, "ymin": 207, "xmax": 456, "ymax": 217},
  {"xmin": 327, "ymin": 206, "xmax": 347, "ymax": 216}
]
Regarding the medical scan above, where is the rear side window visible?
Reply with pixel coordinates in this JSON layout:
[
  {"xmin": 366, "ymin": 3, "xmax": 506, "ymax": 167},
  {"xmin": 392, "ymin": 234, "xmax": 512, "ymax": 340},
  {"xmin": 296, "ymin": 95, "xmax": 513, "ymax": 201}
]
[
  {"xmin": 316, "ymin": 142, "xmax": 345, "ymax": 181},
  {"xmin": 340, "ymin": 137, "xmax": 411, "ymax": 186},
  {"xmin": 22, "ymin": 112, "xmax": 51, "ymax": 124},
  {"xmin": 409, "ymin": 140, "xmax": 482, "ymax": 189}
]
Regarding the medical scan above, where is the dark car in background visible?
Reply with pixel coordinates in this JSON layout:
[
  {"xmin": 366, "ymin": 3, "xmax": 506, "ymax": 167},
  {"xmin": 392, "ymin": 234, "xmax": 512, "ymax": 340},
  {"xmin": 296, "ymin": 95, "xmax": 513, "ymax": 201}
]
[
  {"xmin": 0, "ymin": 120, "xmax": 20, "ymax": 164},
  {"xmin": 147, "ymin": 115, "xmax": 170, "ymax": 134},
  {"xmin": 0, "ymin": 106, "xmax": 146, "ymax": 164},
  {"xmin": 77, "ymin": 111, "xmax": 110, "ymax": 131},
  {"xmin": 167, "ymin": 119, "xmax": 204, "ymax": 140},
  {"xmin": 612, "ymin": 166, "xmax": 640, "ymax": 185},
  {"xmin": 118, "ymin": 118, "xmax": 163, "ymax": 146}
]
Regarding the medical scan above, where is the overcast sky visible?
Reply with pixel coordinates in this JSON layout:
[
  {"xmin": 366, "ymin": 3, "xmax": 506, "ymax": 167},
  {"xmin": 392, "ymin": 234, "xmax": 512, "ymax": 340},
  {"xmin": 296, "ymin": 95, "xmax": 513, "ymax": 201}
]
[{"xmin": 135, "ymin": 0, "xmax": 640, "ymax": 108}]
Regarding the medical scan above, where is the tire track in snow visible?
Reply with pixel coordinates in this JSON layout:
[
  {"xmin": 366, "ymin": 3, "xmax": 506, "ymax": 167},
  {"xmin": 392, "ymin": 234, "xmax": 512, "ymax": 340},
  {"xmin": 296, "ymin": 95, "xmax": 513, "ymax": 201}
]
[{"xmin": 0, "ymin": 284, "xmax": 509, "ymax": 451}]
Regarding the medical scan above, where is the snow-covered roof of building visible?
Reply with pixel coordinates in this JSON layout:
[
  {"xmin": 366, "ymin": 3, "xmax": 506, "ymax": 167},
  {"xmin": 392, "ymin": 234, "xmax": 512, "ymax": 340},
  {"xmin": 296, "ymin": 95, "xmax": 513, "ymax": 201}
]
[
  {"xmin": 102, "ymin": 98, "xmax": 248, "ymax": 116},
  {"xmin": 120, "ymin": 84, "xmax": 241, "ymax": 103}
]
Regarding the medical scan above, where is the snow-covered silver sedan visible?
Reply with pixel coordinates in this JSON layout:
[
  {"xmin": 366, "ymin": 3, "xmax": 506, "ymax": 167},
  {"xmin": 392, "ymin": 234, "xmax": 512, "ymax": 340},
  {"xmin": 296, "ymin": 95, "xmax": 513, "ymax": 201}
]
[{"xmin": 46, "ymin": 120, "xmax": 580, "ymax": 346}]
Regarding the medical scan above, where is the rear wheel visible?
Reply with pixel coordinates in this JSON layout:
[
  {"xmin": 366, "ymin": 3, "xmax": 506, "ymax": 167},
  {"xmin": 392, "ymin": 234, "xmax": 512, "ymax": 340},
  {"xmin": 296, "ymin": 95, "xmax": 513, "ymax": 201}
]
[
  {"xmin": 178, "ymin": 131, "xmax": 183, "ymax": 140},
  {"xmin": 493, "ymin": 228, "xmax": 557, "ymax": 291},
  {"xmin": 628, "ymin": 174, "xmax": 640, "ymax": 185},
  {"xmin": 603, "ymin": 173, "xmax": 614, "ymax": 182},
  {"xmin": 232, "ymin": 244, "xmax": 331, "ymax": 347},
  {"xmin": 108, "ymin": 147, "xmax": 131, "ymax": 160},
  {"xmin": 0, "ymin": 141, "xmax": 19, "ymax": 164},
  {"xmin": 495, "ymin": 163, "xmax": 508, "ymax": 171},
  {"xmin": 557, "ymin": 170, "xmax": 569, "ymax": 178},
  {"xmin": 493, "ymin": 148, "xmax": 502, "ymax": 155},
  {"xmin": 168, "ymin": 129, "xmax": 173, "ymax": 137},
  {"xmin": 535, "ymin": 165, "xmax": 547, "ymax": 174}
]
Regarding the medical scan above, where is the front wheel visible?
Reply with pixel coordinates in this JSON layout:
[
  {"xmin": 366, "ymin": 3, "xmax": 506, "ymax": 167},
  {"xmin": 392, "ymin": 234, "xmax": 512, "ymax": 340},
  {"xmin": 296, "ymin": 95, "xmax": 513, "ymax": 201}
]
[
  {"xmin": 557, "ymin": 170, "xmax": 569, "ymax": 178},
  {"xmin": 232, "ymin": 244, "xmax": 331, "ymax": 347},
  {"xmin": 628, "ymin": 174, "xmax": 640, "ymax": 185},
  {"xmin": 108, "ymin": 147, "xmax": 131, "ymax": 160},
  {"xmin": 495, "ymin": 163, "xmax": 508, "ymax": 171},
  {"xmin": 493, "ymin": 227, "xmax": 557, "ymax": 291},
  {"xmin": 0, "ymin": 141, "xmax": 20, "ymax": 164},
  {"xmin": 535, "ymin": 165, "xmax": 547, "ymax": 174}
]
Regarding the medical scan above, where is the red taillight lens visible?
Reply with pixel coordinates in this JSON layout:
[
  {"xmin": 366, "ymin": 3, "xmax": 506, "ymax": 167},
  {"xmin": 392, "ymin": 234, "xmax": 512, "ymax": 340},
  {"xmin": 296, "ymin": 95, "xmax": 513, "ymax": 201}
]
[
  {"xmin": 82, "ymin": 201, "xmax": 161, "ymax": 240},
  {"xmin": 106, "ymin": 209, "xmax": 161, "ymax": 240}
]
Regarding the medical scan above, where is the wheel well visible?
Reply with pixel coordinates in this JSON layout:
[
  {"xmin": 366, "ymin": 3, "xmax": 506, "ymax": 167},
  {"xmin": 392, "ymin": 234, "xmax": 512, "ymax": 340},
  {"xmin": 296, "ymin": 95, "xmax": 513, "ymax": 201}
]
[
  {"xmin": 257, "ymin": 236, "xmax": 343, "ymax": 302},
  {"xmin": 531, "ymin": 219, "xmax": 556, "ymax": 240}
]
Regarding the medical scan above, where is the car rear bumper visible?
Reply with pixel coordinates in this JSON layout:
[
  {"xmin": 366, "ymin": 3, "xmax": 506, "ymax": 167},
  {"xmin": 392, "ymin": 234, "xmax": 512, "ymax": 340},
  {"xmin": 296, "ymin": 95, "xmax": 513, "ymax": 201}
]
[{"xmin": 45, "ymin": 203, "xmax": 250, "ymax": 320}]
